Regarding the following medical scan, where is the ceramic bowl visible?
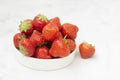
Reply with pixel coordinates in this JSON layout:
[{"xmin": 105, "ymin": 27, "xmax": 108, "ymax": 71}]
[{"xmin": 15, "ymin": 49, "xmax": 76, "ymax": 70}]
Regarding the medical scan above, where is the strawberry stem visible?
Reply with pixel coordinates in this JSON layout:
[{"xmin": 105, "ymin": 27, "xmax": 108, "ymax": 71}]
[{"xmin": 63, "ymin": 35, "xmax": 67, "ymax": 40}]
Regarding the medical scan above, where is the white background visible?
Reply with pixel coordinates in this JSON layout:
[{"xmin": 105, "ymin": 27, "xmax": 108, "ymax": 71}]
[{"xmin": 0, "ymin": 0, "xmax": 120, "ymax": 80}]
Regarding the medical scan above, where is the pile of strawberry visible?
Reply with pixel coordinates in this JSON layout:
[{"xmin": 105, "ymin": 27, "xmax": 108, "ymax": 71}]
[{"xmin": 13, "ymin": 14, "xmax": 79, "ymax": 59}]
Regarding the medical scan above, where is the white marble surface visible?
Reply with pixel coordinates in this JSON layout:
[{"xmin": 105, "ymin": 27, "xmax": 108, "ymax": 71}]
[{"xmin": 0, "ymin": 0, "xmax": 120, "ymax": 80}]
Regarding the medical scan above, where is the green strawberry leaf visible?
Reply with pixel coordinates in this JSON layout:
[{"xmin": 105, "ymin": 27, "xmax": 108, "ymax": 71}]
[
  {"xmin": 19, "ymin": 20, "xmax": 30, "ymax": 32},
  {"xmin": 37, "ymin": 14, "xmax": 48, "ymax": 23},
  {"xmin": 19, "ymin": 45, "xmax": 27, "ymax": 56}
]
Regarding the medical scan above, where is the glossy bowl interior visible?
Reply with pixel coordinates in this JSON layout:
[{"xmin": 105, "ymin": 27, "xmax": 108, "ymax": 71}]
[{"xmin": 15, "ymin": 49, "xmax": 76, "ymax": 70}]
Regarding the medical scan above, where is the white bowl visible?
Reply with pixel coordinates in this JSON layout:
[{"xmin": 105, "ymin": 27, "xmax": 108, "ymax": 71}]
[{"xmin": 15, "ymin": 49, "xmax": 76, "ymax": 71}]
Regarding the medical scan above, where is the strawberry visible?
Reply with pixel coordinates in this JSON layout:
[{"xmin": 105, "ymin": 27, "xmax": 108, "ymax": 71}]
[
  {"xmin": 49, "ymin": 38, "xmax": 70, "ymax": 58},
  {"xmin": 49, "ymin": 17, "xmax": 61, "ymax": 30},
  {"xmin": 61, "ymin": 23, "xmax": 78, "ymax": 40},
  {"xmin": 42, "ymin": 22, "xmax": 59, "ymax": 41},
  {"xmin": 33, "ymin": 14, "xmax": 48, "ymax": 32},
  {"xmin": 34, "ymin": 46, "xmax": 52, "ymax": 59},
  {"xmin": 19, "ymin": 19, "xmax": 34, "ymax": 35},
  {"xmin": 19, "ymin": 38, "xmax": 35, "ymax": 57},
  {"xmin": 79, "ymin": 42, "xmax": 95, "ymax": 59},
  {"xmin": 30, "ymin": 30, "xmax": 46, "ymax": 46},
  {"xmin": 65, "ymin": 39, "xmax": 76, "ymax": 52},
  {"xmin": 13, "ymin": 33, "xmax": 26, "ymax": 49},
  {"xmin": 56, "ymin": 32, "xmax": 63, "ymax": 39}
]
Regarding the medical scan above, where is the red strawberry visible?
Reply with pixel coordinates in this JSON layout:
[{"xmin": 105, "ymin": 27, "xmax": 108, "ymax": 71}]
[
  {"xmin": 19, "ymin": 38, "xmax": 35, "ymax": 57},
  {"xmin": 34, "ymin": 46, "xmax": 52, "ymax": 59},
  {"xmin": 30, "ymin": 30, "xmax": 46, "ymax": 46},
  {"xmin": 13, "ymin": 33, "xmax": 26, "ymax": 49},
  {"xmin": 42, "ymin": 22, "xmax": 59, "ymax": 41},
  {"xmin": 56, "ymin": 32, "xmax": 63, "ymax": 39},
  {"xmin": 61, "ymin": 23, "xmax": 78, "ymax": 40},
  {"xmin": 49, "ymin": 17, "xmax": 61, "ymax": 30},
  {"xmin": 65, "ymin": 39, "xmax": 76, "ymax": 52},
  {"xmin": 19, "ymin": 19, "xmax": 34, "ymax": 35},
  {"xmin": 49, "ymin": 38, "xmax": 70, "ymax": 58},
  {"xmin": 33, "ymin": 14, "xmax": 48, "ymax": 32},
  {"xmin": 79, "ymin": 42, "xmax": 95, "ymax": 59}
]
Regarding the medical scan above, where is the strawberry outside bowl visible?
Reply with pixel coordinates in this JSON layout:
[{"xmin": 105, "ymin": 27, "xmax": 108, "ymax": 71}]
[{"xmin": 15, "ymin": 49, "xmax": 76, "ymax": 71}]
